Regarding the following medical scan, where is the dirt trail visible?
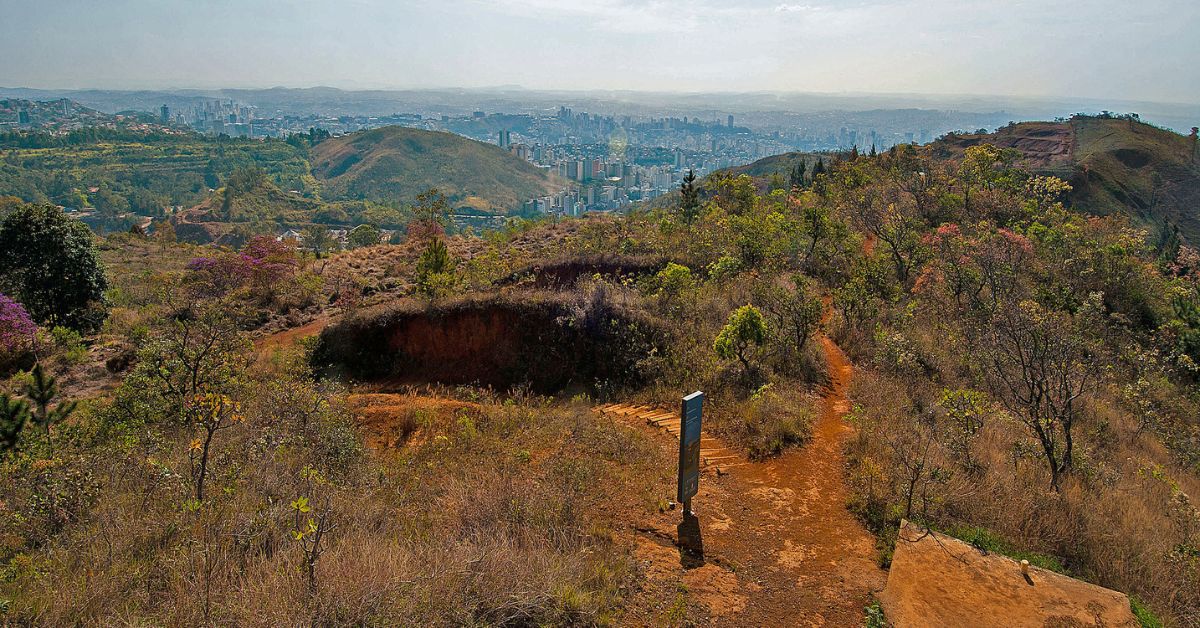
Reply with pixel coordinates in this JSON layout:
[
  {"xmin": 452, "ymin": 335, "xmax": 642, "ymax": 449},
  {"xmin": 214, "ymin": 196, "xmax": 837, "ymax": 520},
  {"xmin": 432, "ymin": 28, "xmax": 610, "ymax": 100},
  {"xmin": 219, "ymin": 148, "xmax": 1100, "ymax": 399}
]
[
  {"xmin": 254, "ymin": 316, "xmax": 329, "ymax": 354},
  {"xmin": 606, "ymin": 335, "xmax": 884, "ymax": 625}
]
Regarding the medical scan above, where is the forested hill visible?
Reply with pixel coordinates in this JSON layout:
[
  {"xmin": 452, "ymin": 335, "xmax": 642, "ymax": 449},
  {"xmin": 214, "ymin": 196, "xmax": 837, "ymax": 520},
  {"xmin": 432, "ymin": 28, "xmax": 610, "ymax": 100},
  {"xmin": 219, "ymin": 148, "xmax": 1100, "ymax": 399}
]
[
  {"xmin": 933, "ymin": 116, "xmax": 1200, "ymax": 246},
  {"xmin": 310, "ymin": 126, "xmax": 564, "ymax": 212}
]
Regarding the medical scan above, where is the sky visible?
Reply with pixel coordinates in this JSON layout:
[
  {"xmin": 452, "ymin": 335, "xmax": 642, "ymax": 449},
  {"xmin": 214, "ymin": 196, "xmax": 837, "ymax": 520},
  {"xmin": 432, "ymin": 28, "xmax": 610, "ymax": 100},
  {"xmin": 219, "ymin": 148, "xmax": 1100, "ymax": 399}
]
[{"xmin": 1, "ymin": 0, "xmax": 1197, "ymax": 104}]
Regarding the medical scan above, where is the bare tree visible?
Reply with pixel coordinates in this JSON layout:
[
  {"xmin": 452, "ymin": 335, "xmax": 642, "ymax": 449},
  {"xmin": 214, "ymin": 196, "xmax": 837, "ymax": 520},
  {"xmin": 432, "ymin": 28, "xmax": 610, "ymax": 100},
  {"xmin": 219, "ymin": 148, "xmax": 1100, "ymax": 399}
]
[{"xmin": 978, "ymin": 297, "xmax": 1101, "ymax": 490}]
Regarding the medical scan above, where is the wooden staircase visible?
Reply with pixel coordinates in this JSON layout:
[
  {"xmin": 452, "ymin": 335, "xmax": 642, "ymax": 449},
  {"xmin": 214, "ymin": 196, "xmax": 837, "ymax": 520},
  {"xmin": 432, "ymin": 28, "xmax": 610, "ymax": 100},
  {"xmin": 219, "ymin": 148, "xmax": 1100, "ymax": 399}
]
[{"xmin": 595, "ymin": 403, "xmax": 747, "ymax": 475}]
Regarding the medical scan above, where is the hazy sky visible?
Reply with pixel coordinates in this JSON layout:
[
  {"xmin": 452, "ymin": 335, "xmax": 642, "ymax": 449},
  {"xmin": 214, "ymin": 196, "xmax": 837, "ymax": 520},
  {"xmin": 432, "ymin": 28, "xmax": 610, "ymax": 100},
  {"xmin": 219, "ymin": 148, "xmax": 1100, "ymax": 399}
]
[{"xmin": 1, "ymin": 0, "xmax": 1197, "ymax": 103}]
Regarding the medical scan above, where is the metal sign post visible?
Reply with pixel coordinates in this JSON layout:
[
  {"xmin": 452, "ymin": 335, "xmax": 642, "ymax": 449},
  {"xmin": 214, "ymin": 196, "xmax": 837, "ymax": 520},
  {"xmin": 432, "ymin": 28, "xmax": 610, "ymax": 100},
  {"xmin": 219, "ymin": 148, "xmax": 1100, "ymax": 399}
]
[{"xmin": 678, "ymin": 391, "xmax": 704, "ymax": 515}]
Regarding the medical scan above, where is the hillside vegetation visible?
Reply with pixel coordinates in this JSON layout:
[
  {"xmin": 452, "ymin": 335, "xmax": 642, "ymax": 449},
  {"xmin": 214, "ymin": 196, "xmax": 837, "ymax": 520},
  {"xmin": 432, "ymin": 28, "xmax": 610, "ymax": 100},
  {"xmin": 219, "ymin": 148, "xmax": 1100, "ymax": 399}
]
[
  {"xmin": 934, "ymin": 116, "xmax": 1200, "ymax": 245},
  {"xmin": 3, "ymin": 121, "xmax": 1200, "ymax": 624},
  {"xmin": 311, "ymin": 126, "xmax": 563, "ymax": 212},
  {"xmin": 0, "ymin": 133, "xmax": 312, "ymax": 231}
]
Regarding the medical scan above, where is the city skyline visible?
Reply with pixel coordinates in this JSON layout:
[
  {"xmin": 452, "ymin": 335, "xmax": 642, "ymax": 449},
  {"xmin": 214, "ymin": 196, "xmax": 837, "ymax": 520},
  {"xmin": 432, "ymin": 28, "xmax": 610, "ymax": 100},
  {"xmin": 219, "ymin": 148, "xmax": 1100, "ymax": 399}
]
[{"xmin": 1, "ymin": 0, "xmax": 1198, "ymax": 104}]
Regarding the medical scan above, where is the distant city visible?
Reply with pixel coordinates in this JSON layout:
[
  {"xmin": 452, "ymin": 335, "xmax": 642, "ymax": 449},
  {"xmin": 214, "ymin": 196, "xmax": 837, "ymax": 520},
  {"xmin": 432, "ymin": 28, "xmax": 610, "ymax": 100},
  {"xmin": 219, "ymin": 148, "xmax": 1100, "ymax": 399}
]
[
  {"xmin": 148, "ymin": 97, "xmax": 1010, "ymax": 215},
  {"xmin": 6, "ymin": 85, "xmax": 1190, "ymax": 217}
]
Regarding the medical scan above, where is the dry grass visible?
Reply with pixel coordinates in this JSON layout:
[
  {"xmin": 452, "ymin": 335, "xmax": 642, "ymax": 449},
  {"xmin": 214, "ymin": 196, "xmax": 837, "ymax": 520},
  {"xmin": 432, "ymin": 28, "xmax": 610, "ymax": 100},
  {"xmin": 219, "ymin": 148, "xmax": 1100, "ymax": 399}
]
[
  {"xmin": 0, "ymin": 368, "xmax": 673, "ymax": 625},
  {"xmin": 845, "ymin": 365, "xmax": 1200, "ymax": 625}
]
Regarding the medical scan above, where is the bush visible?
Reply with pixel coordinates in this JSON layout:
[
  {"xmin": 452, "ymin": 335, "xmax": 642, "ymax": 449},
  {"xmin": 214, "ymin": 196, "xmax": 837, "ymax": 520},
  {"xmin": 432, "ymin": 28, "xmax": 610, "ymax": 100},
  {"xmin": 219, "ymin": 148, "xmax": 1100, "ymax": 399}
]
[
  {"xmin": 714, "ymin": 305, "xmax": 767, "ymax": 376},
  {"xmin": 0, "ymin": 294, "xmax": 36, "ymax": 358},
  {"xmin": 708, "ymin": 385, "xmax": 816, "ymax": 459}
]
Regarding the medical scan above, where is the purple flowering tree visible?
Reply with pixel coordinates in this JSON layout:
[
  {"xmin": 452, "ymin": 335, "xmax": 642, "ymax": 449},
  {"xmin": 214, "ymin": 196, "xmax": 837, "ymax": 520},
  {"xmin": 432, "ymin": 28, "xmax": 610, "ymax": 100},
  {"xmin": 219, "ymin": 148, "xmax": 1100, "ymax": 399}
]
[
  {"xmin": 186, "ymin": 237, "xmax": 300, "ymax": 299},
  {"xmin": 0, "ymin": 293, "xmax": 37, "ymax": 357}
]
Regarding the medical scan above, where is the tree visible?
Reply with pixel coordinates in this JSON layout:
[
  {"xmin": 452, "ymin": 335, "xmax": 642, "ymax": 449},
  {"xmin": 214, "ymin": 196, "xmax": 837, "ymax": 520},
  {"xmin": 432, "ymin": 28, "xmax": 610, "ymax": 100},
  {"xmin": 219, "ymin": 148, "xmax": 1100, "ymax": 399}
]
[
  {"xmin": 347, "ymin": 223, "xmax": 383, "ymax": 249},
  {"xmin": 0, "ymin": 204, "xmax": 108, "ymax": 332},
  {"xmin": 978, "ymin": 298, "xmax": 1100, "ymax": 490},
  {"xmin": 137, "ymin": 299, "xmax": 248, "ymax": 420},
  {"xmin": 714, "ymin": 305, "xmax": 768, "ymax": 375},
  {"xmin": 186, "ymin": 392, "xmax": 243, "ymax": 502},
  {"xmin": 850, "ymin": 183, "xmax": 926, "ymax": 286},
  {"xmin": 24, "ymin": 363, "xmax": 77, "ymax": 453},
  {"xmin": 301, "ymin": 225, "xmax": 337, "ymax": 259},
  {"xmin": 415, "ymin": 238, "xmax": 457, "ymax": 299},
  {"xmin": 679, "ymin": 170, "xmax": 700, "ymax": 223},
  {"xmin": 790, "ymin": 161, "xmax": 808, "ymax": 190},
  {"xmin": 410, "ymin": 188, "xmax": 450, "ymax": 243},
  {"xmin": 754, "ymin": 274, "xmax": 823, "ymax": 359},
  {"xmin": 937, "ymin": 388, "xmax": 987, "ymax": 471},
  {"xmin": 958, "ymin": 144, "xmax": 1021, "ymax": 217},
  {"xmin": 291, "ymin": 465, "xmax": 335, "ymax": 597},
  {"xmin": 654, "ymin": 262, "xmax": 694, "ymax": 312}
]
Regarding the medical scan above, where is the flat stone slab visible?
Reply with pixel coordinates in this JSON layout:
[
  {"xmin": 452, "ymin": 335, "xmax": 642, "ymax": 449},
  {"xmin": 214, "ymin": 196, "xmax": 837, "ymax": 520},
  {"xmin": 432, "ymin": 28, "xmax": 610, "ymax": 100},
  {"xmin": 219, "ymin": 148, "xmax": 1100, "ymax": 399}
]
[{"xmin": 880, "ymin": 521, "xmax": 1138, "ymax": 628}]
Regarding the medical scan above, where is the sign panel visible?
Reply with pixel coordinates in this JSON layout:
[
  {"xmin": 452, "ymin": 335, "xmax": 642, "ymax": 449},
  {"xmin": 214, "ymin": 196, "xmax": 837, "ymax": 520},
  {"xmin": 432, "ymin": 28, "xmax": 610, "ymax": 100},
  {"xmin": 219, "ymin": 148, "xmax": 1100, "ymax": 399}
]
[{"xmin": 677, "ymin": 391, "xmax": 704, "ymax": 505}]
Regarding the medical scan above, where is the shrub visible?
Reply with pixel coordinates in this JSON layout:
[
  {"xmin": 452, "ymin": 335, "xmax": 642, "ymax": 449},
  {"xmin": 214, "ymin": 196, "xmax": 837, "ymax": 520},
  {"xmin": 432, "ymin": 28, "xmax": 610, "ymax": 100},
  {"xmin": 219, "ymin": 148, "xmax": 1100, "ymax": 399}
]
[
  {"xmin": 0, "ymin": 294, "xmax": 36, "ymax": 357},
  {"xmin": 49, "ymin": 326, "xmax": 87, "ymax": 366},
  {"xmin": 714, "ymin": 305, "xmax": 768, "ymax": 375}
]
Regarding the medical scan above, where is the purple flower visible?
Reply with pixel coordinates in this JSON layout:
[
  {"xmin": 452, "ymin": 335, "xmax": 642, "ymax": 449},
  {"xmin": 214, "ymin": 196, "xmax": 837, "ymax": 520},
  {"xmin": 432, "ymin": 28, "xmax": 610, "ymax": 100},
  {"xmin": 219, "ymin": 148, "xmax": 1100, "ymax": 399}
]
[
  {"xmin": 0, "ymin": 293, "xmax": 37, "ymax": 355},
  {"xmin": 186, "ymin": 237, "xmax": 300, "ymax": 296}
]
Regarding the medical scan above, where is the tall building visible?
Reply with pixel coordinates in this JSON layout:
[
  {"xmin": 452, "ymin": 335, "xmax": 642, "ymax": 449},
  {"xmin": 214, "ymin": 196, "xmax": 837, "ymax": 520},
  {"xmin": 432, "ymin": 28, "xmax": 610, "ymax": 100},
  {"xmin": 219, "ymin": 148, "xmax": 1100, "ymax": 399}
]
[
  {"xmin": 160, "ymin": 105, "xmax": 170, "ymax": 123},
  {"xmin": 728, "ymin": 115, "xmax": 734, "ymax": 129},
  {"xmin": 498, "ymin": 130, "xmax": 511, "ymax": 148},
  {"xmin": 17, "ymin": 110, "xmax": 30, "ymax": 125}
]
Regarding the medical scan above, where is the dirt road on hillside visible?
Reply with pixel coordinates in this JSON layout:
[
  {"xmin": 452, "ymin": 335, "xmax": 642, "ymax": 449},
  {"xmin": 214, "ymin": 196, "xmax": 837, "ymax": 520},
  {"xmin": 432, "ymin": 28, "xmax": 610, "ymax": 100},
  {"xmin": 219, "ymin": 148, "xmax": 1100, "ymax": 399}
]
[{"xmin": 613, "ymin": 335, "xmax": 884, "ymax": 626}]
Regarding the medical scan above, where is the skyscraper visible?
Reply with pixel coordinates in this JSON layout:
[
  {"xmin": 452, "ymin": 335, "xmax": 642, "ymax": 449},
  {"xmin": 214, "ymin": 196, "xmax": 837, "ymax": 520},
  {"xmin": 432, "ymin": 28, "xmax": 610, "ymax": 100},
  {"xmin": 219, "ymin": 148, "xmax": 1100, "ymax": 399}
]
[
  {"xmin": 728, "ymin": 115, "xmax": 734, "ymax": 129},
  {"xmin": 160, "ymin": 105, "xmax": 170, "ymax": 123}
]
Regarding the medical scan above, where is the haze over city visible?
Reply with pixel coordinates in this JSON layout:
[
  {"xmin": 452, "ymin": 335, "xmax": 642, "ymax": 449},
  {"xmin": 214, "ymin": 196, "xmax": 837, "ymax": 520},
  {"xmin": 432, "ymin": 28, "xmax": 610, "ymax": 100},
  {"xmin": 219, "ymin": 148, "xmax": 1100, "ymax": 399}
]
[{"xmin": 2, "ymin": 0, "xmax": 1198, "ymax": 103}]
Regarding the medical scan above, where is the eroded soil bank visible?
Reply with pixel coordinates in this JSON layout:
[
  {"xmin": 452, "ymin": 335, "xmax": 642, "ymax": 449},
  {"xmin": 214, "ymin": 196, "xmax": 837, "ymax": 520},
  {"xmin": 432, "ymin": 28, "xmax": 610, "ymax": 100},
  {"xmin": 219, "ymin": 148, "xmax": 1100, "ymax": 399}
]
[{"xmin": 311, "ymin": 292, "xmax": 667, "ymax": 394}]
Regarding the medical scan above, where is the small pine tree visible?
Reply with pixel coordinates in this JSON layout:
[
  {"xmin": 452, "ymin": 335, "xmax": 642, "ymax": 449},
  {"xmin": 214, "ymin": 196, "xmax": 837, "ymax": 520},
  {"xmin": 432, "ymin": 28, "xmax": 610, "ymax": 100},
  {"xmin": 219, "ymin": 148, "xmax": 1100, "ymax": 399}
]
[
  {"xmin": 415, "ymin": 238, "xmax": 456, "ymax": 298},
  {"xmin": 812, "ymin": 158, "xmax": 826, "ymax": 177},
  {"xmin": 679, "ymin": 170, "xmax": 700, "ymax": 224},
  {"xmin": 790, "ymin": 161, "xmax": 808, "ymax": 190},
  {"xmin": 0, "ymin": 393, "xmax": 30, "ymax": 455},
  {"xmin": 25, "ymin": 364, "xmax": 76, "ymax": 452}
]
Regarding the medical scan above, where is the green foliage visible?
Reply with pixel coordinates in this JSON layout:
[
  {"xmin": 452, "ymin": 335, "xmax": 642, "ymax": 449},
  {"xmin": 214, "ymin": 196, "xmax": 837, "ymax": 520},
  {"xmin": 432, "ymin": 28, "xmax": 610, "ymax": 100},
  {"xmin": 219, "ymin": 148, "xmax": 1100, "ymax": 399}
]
[
  {"xmin": 415, "ymin": 238, "xmax": 458, "ymax": 299},
  {"xmin": 654, "ymin": 263, "xmax": 694, "ymax": 296},
  {"xmin": 347, "ymin": 223, "xmax": 383, "ymax": 248},
  {"xmin": 0, "ymin": 133, "xmax": 310, "ymax": 218},
  {"xmin": 753, "ymin": 274, "xmax": 823, "ymax": 369},
  {"xmin": 707, "ymin": 255, "xmax": 742, "ymax": 280},
  {"xmin": 25, "ymin": 364, "xmax": 78, "ymax": 437},
  {"xmin": 0, "ymin": 393, "xmax": 30, "ymax": 455},
  {"xmin": 864, "ymin": 601, "xmax": 887, "ymax": 628},
  {"xmin": 715, "ymin": 305, "xmax": 768, "ymax": 374},
  {"xmin": 940, "ymin": 525, "xmax": 1066, "ymax": 574},
  {"xmin": 937, "ymin": 388, "xmax": 987, "ymax": 469},
  {"xmin": 1130, "ymin": 596, "xmax": 1165, "ymax": 628},
  {"xmin": 707, "ymin": 173, "xmax": 757, "ymax": 215},
  {"xmin": 301, "ymin": 225, "xmax": 337, "ymax": 259},
  {"xmin": 49, "ymin": 326, "xmax": 87, "ymax": 366},
  {"xmin": 679, "ymin": 169, "xmax": 700, "ymax": 224},
  {"xmin": 0, "ymin": 204, "xmax": 109, "ymax": 331}
]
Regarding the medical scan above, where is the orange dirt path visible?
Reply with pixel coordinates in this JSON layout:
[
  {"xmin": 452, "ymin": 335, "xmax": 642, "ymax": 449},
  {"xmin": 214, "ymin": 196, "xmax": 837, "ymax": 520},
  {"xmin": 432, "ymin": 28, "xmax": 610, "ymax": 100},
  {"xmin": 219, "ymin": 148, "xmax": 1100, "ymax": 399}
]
[
  {"xmin": 610, "ymin": 335, "xmax": 884, "ymax": 625},
  {"xmin": 254, "ymin": 316, "xmax": 329, "ymax": 353}
]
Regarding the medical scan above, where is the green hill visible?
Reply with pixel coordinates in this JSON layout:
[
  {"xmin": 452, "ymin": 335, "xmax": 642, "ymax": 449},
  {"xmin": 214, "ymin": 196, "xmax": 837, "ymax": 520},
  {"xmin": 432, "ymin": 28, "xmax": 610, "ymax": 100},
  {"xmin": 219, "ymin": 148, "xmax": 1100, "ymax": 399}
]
[
  {"xmin": 311, "ymin": 126, "xmax": 565, "ymax": 213},
  {"xmin": 933, "ymin": 117, "xmax": 1200, "ymax": 244},
  {"xmin": 723, "ymin": 152, "xmax": 820, "ymax": 182}
]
